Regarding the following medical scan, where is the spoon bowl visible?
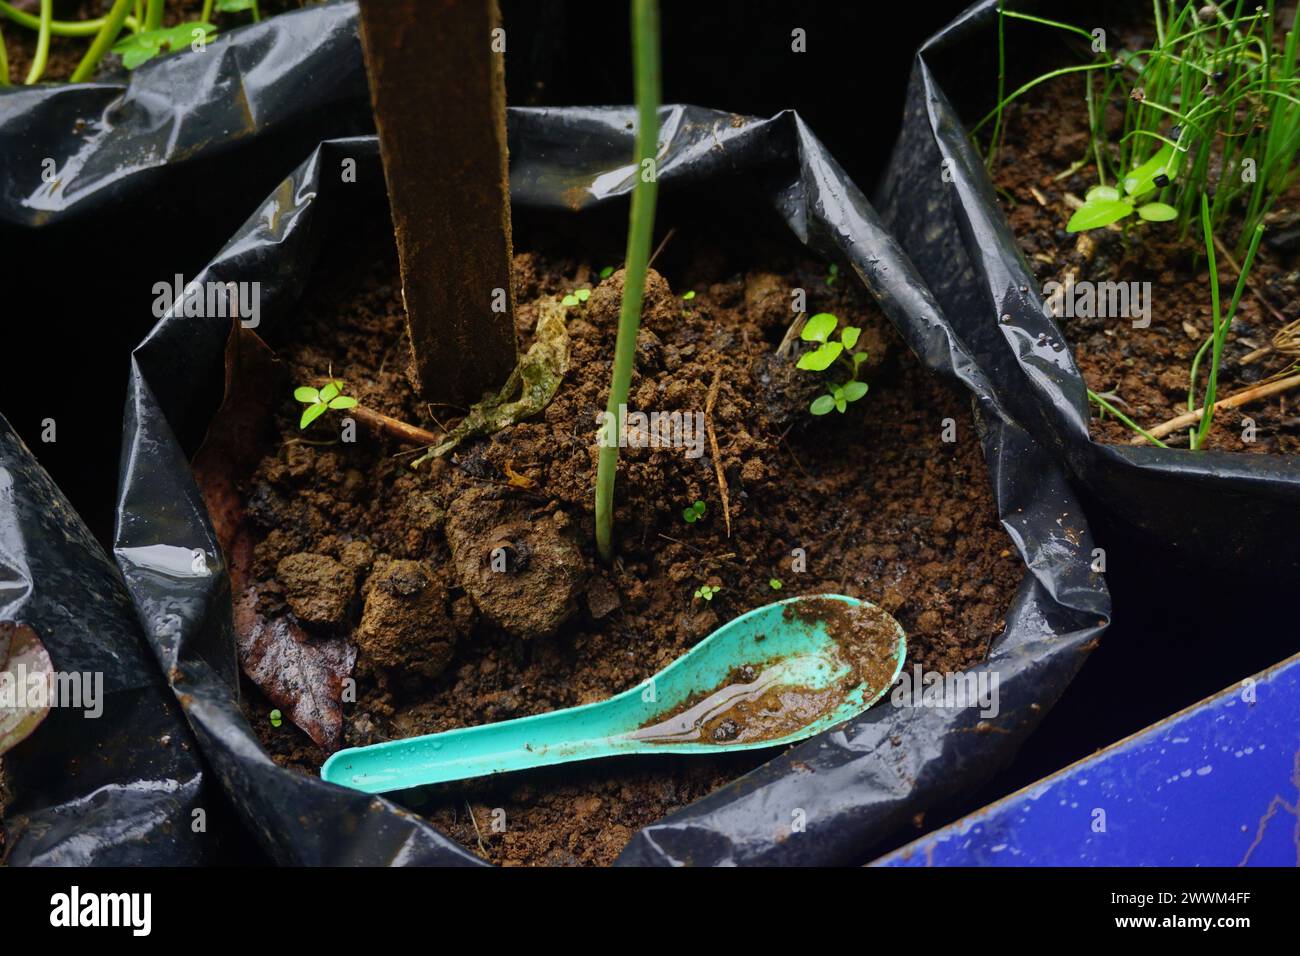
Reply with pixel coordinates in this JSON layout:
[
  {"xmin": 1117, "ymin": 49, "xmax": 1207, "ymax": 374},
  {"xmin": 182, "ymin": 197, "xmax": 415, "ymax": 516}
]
[{"xmin": 321, "ymin": 593, "xmax": 905, "ymax": 794}]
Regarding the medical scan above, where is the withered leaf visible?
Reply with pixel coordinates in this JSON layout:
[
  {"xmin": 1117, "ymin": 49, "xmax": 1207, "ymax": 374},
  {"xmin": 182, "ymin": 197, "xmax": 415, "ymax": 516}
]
[
  {"xmin": 0, "ymin": 622, "xmax": 54, "ymax": 757},
  {"xmin": 193, "ymin": 324, "xmax": 357, "ymax": 752},
  {"xmin": 234, "ymin": 589, "xmax": 355, "ymax": 751}
]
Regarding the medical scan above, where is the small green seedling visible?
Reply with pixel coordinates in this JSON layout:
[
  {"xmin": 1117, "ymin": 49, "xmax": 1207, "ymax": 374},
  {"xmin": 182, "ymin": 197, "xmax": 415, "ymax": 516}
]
[
  {"xmin": 599, "ymin": 266, "xmax": 615, "ymax": 279},
  {"xmin": 269, "ymin": 708, "xmax": 283, "ymax": 728},
  {"xmin": 561, "ymin": 288, "xmax": 592, "ymax": 307},
  {"xmin": 294, "ymin": 379, "xmax": 358, "ymax": 430},
  {"xmin": 682, "ymin": 500, "xmax": 707, "ymax": 523},
  {"xmin": 769, "ymin": 578, "xmax": 783, "ymax": 590},
  {"xmin": 1067, "ymin": 144, "xmax": 1180, "ymax": 233},
  {"xmin": 826, "ymin": 263, "xmax": 839, "ymax": 286},
  {"xmin": 112, "ymin": 21, "xmax": 215, "ymax": 70},
  {"xmin": 682, "ymin": 290, "xmax": 696, "ymax": 301},
  {"xmin": 796, "ymin": 312, "xmax": 870, "ymax": 415},
  {"xmin": 694, "ymin": 584, "xmax": 720, "ymax": 602}
]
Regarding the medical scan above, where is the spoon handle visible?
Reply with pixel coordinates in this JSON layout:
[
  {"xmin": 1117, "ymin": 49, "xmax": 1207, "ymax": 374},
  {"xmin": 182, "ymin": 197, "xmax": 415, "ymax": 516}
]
[{"xmin": 321, "ymin": 695, "xmax": 641, "ymax": 793}]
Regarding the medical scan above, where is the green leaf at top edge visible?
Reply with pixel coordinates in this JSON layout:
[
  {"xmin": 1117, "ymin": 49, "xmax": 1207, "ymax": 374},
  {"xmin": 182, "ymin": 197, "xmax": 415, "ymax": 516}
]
[
  {"xmin": 800, "ymin": 312, "xmax": 838, "ymax": 344},
  {"xmin": 1122, "ymin": 143, "xmax": 1175, "ymax": 197},
  {"xmin": 1066, "ymin": 197, "xmax": 1134, "ymax": 233},
  {"xmin": 319, "ymin": 381, "xmax": 341, "ymax": 403}
]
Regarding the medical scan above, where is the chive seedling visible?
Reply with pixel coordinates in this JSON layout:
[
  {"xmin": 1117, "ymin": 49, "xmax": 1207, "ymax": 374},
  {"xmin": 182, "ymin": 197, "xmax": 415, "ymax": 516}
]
[
  {"xmin": 796, "ymin": 312, "xmax": 870, "ymax": 415},
  {"xmin": 978, "ymin": 1, "xmax": 1300, "ymax": 250},
  {"xmin": 594, "ymin": 0, "xmax": 660, "ymax": 562},
  {"xmin": 1189, "ymin": 194, "xmax": 1266, "ymax": 449}
]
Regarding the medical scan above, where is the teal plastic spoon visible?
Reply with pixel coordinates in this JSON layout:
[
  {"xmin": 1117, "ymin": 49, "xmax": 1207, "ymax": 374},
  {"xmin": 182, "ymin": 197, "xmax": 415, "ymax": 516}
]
[{"xmin": 321, "ymin": 593, "xmax": 905, "ymax": 794}]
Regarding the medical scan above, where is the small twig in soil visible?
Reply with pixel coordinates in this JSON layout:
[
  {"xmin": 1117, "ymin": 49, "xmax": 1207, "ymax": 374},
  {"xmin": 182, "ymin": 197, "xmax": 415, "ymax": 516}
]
[
  {"xmin": 647, "ymin": 226, "xmax": 676, "ymax": 271},
  {"xmin": 465, "ymin": 800, "xmax": 488, "ymax": 857},
  {"xmin": 704, "ymin": 368, "xmax": 731, "ymax": 538},
  {"xmin": 1241, "ymin": 317, "xmax": 1300, "ymax": 366},
  {"xmin": 1132, "ymin": 373, "xmax": 1300, "ymax": 444},
  {"xmin": 348, "ymin": 404, "xmax": 442, "ymax": 446}
]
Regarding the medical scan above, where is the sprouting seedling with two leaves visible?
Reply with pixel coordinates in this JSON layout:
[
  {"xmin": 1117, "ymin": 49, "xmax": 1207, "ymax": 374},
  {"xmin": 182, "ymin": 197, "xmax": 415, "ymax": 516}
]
[
  {"xmin": 796, "ymin": 312, "xmax": 869, "ymax": 415},
  {"xmin": 294, "ymin": 378, "xmax": 358, "ymax": 430},
  {"xmin": 1067, "ymin": 143, "xmax": 1181, "ymax": 233}
]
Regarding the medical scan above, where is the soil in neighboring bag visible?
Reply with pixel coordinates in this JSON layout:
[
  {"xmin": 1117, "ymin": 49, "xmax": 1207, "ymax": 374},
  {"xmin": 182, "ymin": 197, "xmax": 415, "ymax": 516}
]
[
  {"xmin": 216, "ymin": 216, "xmax": 1022, "ymax": 867},
  {"xmin": 2, "ymin": 0, "xmax": 298, "ymax": 84},
  {"xmin": 988, "ymin": 40, "xmax": 1300, "ymax": 454}
]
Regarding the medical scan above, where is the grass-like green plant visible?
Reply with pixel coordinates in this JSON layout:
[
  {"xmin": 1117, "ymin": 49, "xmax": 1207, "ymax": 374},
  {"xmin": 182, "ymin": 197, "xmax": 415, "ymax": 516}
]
[
  {"xmin": 797, "ymin": 312, "xmax": 870, "ymax": 415},
  {"xmin": 1188, "ymin": 193, "xmax": 1266, "ymax": 448},
  {"xmin": 681, "ymin": 499, "xmax": 706, "ymax": 523},
  {"xmin": 594, "ymin": 0, "xmax": 660, "ymax": 562},
  {"xmin": 977, "ymin": 1, "xmax": 1300, "ymax": 254},
  {"xmin": 294, "ymin": 378, "xmax": 358, "ymax": 430},
  {"xmin": 0, "ymin": 0, "xmax": 258, "ymax": 84}
]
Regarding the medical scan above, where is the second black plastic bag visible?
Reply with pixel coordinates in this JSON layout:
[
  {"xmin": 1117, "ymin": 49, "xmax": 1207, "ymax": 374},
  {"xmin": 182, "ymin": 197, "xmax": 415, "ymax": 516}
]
[
  {"xmin": 111, "ymin": 107, "xmax": 1109, "ymax": 866},
  {"xmin": 876, "ymin": 0, "xmax": 1300, "ymax": 572}
]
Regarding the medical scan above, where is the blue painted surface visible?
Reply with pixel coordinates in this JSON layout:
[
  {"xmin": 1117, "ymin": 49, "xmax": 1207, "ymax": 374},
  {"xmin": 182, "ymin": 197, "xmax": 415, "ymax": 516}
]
[{"xmin": 874, "ymin": 652, "xmax": 1300, "ymax": 867}]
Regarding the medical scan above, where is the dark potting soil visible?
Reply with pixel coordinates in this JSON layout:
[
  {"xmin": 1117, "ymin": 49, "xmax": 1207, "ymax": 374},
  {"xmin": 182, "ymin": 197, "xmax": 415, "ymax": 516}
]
[
  {"xmin": 988, "ymin": 41, "xmax": 1300, "ymax": 454},
  {"xmin": 1, "ymin": 0, "xmax": 300, "ymax": 85},
  {"xmin": 211, "ymin": 224, "xmax": 1022, "ymax": 867}
]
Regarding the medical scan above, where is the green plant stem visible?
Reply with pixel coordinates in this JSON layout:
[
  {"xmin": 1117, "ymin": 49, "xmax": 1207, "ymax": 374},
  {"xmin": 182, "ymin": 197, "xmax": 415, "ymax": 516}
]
[
  {"xmin": 595, "ymin": 0, "xmax": 660, "ymax": 563},
  {"xmin": 1087, "ymin": 389, "xmax": 1169, "ymax": 448},
  {"xmin": 0, "ymin": 1, "xmax": 134, "ymax": 36},
  {"xmin": 201, "ymin": 0, "xmax": 213, "ymax": 22},
  {"xmin": 23, "ymin": 0, "xmax": 50, "ymax": 84},
  {"xmin": 70, "ymin": 0, "xmax": 133, "ymax": 82},
  {"xmin": 0, "ymin": 23, "xmax": 8, "ymax": 86},
  {"xmin": 987, "ymin": 0, "xmax": 1006, "ymax": 171},
  {"xmin": 144, "ymin": 0, "xmax": 163, "ymax": 31},
  {"xmin": 1193, "ymin": 194, "xmax": 1266, "ymax": 448}
]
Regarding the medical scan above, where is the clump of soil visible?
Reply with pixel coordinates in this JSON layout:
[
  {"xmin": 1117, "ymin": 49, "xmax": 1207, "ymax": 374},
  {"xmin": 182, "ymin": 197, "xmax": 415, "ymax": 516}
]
[
  {"xmin": 989, "ymin": 36, "xmax": 1300, "ymax": 454},
  {"xmin": 224, "ymin": 226, "xmax": 1022, "ymax": 866}
]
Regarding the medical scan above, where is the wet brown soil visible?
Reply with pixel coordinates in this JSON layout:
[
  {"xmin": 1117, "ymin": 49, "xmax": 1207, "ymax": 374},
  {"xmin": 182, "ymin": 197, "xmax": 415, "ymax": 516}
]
[
  {"xmin": 215, "ymin": 219, "xmax": 1022, "ymax": 866},
  {"xmin": 989, "ymin": 53, "xmax": 1300, "ymax": 454},
  {"xmin": 2, "ymin": 0, "xmax": 298, "ymax": 84}
]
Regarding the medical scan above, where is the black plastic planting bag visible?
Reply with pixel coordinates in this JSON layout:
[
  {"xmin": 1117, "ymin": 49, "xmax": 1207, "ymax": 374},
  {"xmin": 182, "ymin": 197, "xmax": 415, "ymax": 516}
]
[
  {"xmin": 876, "ymin": 0, "xmax": 1300, "ymax": 571},
  {"xmin": 0, "ymin": 416, "xmax": 218, "ymax": 865},
  {"xmin": 112, "ymin": 107, "xmax": 1108, "ymax": 867},
  {"xmin": 0, "ymin": 0, "xmax": 369, "ymax": 228}
]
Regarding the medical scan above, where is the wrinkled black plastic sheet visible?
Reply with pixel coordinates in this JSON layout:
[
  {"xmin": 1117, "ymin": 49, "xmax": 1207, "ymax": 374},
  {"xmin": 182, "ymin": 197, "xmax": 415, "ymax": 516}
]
[
  {"xmin": 0, "ymin": 417, "xmax": 215, "ymax": 865},
  {"xmin": 110, "ymin": 103, "xmax": 1109, "ymax": 866},
  {"xmin": 0, "ymin": 0, "xmax": 369, "ymax": 228},
  {"xmin": 876, "ymin": 0, "xmax": 1300, "ymax": 570}
]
